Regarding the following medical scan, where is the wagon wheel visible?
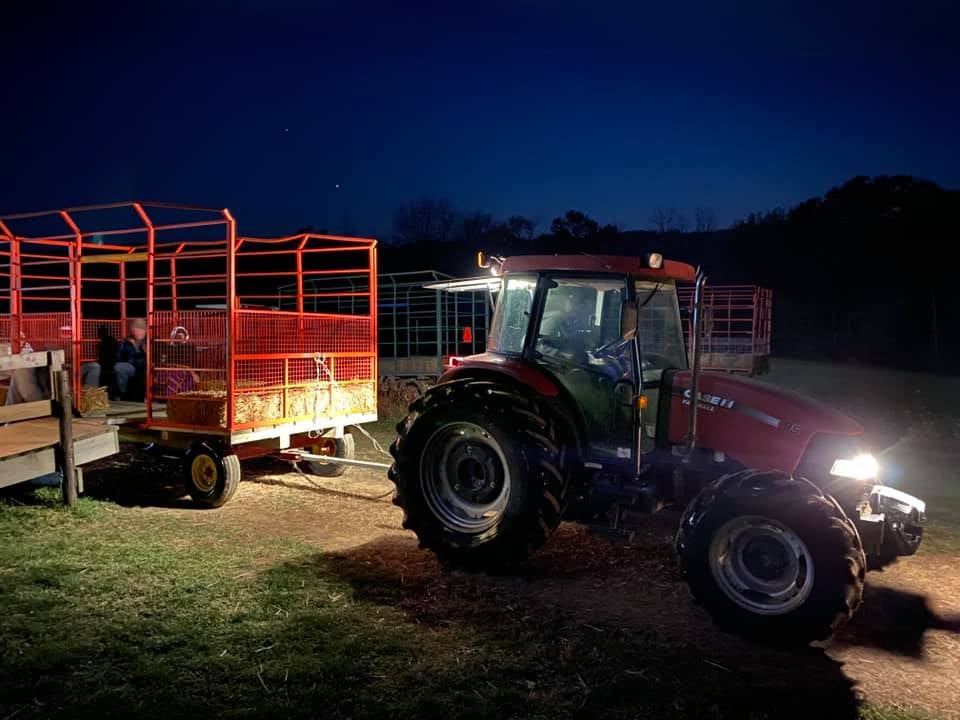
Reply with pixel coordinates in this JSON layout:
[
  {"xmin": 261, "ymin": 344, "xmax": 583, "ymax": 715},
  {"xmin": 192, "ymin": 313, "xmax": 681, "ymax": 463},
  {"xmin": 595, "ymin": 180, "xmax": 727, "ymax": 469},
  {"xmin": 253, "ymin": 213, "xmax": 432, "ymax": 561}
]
[
  {"xmin": 302, "ymin": 433, "xmax": 355, "ymax": 477},
  {"xmin": 183, "ymin": 441, "xmax": 242, "ymax": 508}
]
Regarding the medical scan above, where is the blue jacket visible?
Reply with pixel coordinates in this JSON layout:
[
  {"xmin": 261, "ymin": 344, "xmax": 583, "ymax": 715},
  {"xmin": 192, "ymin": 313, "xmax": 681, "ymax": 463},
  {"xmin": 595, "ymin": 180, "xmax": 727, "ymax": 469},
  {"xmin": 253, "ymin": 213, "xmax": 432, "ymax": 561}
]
[{"xmin": 116, "ymin": 338, "xmax": 146, "ymax": 370}]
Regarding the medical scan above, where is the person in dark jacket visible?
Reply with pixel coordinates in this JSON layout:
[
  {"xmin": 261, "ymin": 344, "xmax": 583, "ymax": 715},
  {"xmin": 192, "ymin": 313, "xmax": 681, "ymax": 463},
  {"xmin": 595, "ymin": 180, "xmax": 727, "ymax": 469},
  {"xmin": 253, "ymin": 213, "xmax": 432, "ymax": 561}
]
[{"xmin": 115, "ymin": 318, "xmax": 147, "ymax": 400}]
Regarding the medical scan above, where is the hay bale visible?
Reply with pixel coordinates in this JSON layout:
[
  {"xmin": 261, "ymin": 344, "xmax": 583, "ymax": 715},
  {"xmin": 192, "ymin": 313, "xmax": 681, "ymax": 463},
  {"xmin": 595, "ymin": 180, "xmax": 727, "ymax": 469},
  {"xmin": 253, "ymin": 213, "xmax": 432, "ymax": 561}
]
[
  {"xmin": 234, "ymin": 391, "xmax": 283, "ymax": 426},
  {"xmin": 333, "ymin": 381, "xmax": 376, "ymax": 415},
  {"xmin": 78, "ymin": 386, "xmax": 110, "ymax": 414},
  {"xmin": 166, "ymin": 390, "xmax": 229, "ymax": 427},
  {"xmin": 166, "ymin": 380, "xmax": 377, "ymax": 428},
  {"xmin": 377, "ymin": 377, "xmax": 425, "ymax": 416},
  {"xmin": 287, "ymin": 385, "xmax": 331, "ymax": 419}
]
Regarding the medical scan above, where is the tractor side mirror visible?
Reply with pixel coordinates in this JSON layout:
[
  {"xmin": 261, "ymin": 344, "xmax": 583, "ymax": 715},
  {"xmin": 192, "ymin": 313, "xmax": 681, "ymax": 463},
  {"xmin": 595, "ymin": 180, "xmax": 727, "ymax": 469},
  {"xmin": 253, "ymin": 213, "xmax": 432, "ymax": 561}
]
[{"xmin": 620, "ymin": 300, "xmax": 638, "ymax": 341}]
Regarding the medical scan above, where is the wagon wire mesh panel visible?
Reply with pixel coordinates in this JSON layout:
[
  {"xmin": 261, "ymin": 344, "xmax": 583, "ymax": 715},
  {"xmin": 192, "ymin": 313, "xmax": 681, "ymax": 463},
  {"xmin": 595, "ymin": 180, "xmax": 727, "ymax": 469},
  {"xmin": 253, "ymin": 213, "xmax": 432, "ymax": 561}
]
[{"xmin": 153, "ymin": 233, "xmax": 379, "ymax": 429}]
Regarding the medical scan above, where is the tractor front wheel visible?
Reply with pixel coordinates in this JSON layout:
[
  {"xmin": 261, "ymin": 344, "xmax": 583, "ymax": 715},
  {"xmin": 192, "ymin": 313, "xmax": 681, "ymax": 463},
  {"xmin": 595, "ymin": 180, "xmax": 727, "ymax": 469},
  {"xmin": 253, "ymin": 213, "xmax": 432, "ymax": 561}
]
[
  {"xmin": 389, "ymin": 379, "xmax": 571, "ymax": 570},
  {"xmin": 183, "ymin": 441, "xmax": 242, "ymax": 508},
  {"xmin": 676, "ymin": 469, "xmax": 865, "ymax": 645}
]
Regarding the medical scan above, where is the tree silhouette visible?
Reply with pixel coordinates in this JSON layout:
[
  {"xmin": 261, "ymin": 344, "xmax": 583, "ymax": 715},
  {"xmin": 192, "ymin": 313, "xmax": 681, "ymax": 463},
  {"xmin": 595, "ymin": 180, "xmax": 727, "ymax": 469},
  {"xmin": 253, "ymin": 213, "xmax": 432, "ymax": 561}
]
[
  {"xmin": 392, "ymin": 197, "xmax": 457, "ymax": 244},
  {"xmin": 649, "ymin": 207, "xmax": 688, "ymax": 234},
  {"xmin": 695, "ymin": 207, "xmax": 717, "ymax": 233}
]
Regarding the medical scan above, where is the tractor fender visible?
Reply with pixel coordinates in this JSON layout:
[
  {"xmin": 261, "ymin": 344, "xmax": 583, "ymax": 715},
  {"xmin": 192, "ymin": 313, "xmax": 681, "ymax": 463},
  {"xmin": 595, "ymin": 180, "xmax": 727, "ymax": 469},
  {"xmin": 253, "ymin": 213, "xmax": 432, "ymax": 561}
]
[
  {"xmin": 439, "ymin": 360, "xmax": 588, "ymax": 460},
  {"xmin": 676, "ymin": 468, "xmax": 860, "ymax": 560},
  {"xmin": 440, "ymin": 353, "xmax": 559, "ymax": 397},
  {"xmin": 679, "ymin": 469, "xmax": 826, "ymax": 531}
]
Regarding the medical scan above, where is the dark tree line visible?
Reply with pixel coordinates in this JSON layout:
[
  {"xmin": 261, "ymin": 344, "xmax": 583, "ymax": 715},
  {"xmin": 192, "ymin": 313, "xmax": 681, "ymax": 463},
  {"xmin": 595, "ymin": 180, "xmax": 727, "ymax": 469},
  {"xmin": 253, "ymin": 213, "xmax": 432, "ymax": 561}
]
[
  {"xmin": 391, "ymin": 197, "xmax": 538, "ymax": 248},
  {"xmin": 379, "ymin": 176, "xmax": 959, "ymax": 374},
  {"xmin": 726, "ymin": 175, "xmax": 959, "ymax": 373}
]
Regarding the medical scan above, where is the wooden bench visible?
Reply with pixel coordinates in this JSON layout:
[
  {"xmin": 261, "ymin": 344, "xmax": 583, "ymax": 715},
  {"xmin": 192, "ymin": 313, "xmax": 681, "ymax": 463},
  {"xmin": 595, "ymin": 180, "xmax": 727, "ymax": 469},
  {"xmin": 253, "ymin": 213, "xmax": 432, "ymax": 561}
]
[{"xmin": 0, "ymin": 350, "xmax": 119, "ymax": 505}]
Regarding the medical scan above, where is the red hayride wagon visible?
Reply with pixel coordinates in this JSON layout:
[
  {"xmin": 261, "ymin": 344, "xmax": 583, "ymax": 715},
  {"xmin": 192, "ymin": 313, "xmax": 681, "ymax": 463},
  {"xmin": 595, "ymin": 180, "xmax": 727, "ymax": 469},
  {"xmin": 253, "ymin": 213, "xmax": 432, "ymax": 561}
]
[{"xmin": 0, "ymin": 201, "xmax": 378, "ymax": 506}]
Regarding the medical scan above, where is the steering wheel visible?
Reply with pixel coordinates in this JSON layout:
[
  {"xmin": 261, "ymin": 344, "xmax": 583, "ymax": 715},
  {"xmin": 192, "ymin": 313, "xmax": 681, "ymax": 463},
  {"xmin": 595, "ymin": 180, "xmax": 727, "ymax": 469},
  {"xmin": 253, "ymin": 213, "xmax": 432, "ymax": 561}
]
[
  {"xmin": 587, "ymin": 337, "xmax": 632, "ymax": 379},
  {"xmin": 594, "ymin": 334, "xmax": 631, "ymax": 357}
]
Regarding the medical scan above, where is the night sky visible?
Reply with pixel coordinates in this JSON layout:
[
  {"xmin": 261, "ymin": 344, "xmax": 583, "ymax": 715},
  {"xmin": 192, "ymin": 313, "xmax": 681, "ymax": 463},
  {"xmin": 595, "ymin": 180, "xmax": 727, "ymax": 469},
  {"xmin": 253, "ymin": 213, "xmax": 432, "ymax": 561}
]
[{"xmin": 2, "ymin": 0, "xmax": 957, "ymax": 237}]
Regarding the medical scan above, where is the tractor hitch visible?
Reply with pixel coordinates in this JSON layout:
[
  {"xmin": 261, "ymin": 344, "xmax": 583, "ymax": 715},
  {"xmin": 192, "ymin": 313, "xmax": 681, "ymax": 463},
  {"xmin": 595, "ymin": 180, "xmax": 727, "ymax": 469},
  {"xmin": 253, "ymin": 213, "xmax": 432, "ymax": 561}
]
[{"xmin": 279, "ymin": 449, "xmax": 392, "ymax": 471}]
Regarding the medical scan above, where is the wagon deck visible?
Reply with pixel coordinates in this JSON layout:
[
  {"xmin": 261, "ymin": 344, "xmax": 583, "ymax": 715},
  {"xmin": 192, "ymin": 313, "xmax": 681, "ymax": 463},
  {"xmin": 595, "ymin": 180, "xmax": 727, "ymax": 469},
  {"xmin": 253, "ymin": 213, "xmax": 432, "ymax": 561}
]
[
  {"xmin": 81, "ymin": 398, "xmax": 375, "ymax": 454},
  {"xmin": 0, "ymin": 417, "xmax": 118, "ymax": 491}
]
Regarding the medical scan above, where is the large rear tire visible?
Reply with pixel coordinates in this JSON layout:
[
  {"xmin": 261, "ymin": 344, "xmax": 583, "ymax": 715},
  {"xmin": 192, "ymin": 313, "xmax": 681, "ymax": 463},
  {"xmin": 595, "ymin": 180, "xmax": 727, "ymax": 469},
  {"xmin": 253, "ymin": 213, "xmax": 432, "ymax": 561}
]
[
  {"xmin": 676, "ymin": 469, "xmax": 865, "ymax": 645},
  {"xmin": 389, "ymin": 379, "xmax": 572, "ymax": 570}
]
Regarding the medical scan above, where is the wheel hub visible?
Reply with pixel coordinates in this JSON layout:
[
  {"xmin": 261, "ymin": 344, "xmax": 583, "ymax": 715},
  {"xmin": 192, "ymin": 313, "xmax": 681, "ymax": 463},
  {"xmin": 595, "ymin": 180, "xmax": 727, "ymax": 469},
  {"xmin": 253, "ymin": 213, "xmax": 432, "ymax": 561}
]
[
  {"xmin": 742, "ymin": 537, "xmax": 791, "ymax": 581},
  {"xmin": 191, "ymin": 455, "xmax": 218, "ymax": 492},
  {"xmin": 420, "ymin": 422, "xmax": 511, "ymax": 534},
  {"xmin": 312, "ymin": 439, "xmax": 337, "ymax": 457},
  {"xmin": 450, "ymin": 443, "xmax": 502, "ymax": 503},
  {"xmin": 708, "ymin": 516, "xmax": 814, "ymax": 615}
]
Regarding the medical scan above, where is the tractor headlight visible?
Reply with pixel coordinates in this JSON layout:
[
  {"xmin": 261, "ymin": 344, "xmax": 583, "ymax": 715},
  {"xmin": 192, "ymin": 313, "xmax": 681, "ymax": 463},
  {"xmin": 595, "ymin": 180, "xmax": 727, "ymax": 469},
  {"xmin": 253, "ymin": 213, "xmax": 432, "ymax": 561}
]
[{"xmin": 830, "ymin": 453, "xmax": 879, "ymax": 481}]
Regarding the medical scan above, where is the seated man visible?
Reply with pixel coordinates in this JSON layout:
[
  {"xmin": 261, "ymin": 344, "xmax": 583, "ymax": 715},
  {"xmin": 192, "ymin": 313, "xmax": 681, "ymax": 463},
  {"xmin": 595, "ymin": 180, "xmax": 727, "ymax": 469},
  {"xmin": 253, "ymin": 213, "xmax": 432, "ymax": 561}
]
[
  {"xmin": 536, "ymin": 287, "xmax": 593, "ymax": 366},
  {"xmin": 115, "ymin": 318, "xmax": 147, "ymax": 400}
]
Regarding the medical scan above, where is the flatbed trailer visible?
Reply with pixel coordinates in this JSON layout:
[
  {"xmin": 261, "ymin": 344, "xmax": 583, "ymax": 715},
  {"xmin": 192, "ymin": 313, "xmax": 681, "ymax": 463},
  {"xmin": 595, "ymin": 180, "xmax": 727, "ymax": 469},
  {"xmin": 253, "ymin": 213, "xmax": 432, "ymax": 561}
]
[
  {"xmin": 1, "ymin": 201, "xmax": 379, "ymax": 506},
  {"xmin": 0, "ymin": 350, "xmax": 118, "ymax": 503}
]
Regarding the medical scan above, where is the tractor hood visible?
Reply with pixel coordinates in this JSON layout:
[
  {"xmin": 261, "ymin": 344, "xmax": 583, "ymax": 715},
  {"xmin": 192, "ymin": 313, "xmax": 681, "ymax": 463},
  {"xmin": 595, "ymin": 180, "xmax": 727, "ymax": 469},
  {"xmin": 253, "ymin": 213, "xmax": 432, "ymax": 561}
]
[{"xmin": 664, "ymin": 371, "xmax": 864, "ymax": 475}]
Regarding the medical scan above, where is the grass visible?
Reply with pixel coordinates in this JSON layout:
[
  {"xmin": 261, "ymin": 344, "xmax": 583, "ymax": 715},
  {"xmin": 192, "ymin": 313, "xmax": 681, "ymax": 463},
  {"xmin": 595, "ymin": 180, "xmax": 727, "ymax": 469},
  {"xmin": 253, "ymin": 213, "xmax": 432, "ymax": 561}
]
[
  {"xmin": 917, "ymin": 494, "xmax": 960, "ymax": 555},
  {"xmin": 762, "ymin": 358, "xmax": 960, "ymax": 448},
  {"xmin": 0, "ymin": 486, "xmax": 955, "ymax": 720},
  {"xmin": 0, "ymin": 492, "xmax": 487, "ymax": 719},
  {"xmin": 859, "ymin": 708, "xmax": 940, "ymax": 720}
]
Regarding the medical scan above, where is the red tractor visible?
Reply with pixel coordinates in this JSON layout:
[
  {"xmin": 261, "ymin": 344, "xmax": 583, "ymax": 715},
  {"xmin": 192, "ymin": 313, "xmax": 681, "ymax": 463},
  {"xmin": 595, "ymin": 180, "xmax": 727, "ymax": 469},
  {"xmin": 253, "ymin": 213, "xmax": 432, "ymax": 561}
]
[{"xmin": 388, "ymin": 253, "xmax": 926, "ymax": 644}]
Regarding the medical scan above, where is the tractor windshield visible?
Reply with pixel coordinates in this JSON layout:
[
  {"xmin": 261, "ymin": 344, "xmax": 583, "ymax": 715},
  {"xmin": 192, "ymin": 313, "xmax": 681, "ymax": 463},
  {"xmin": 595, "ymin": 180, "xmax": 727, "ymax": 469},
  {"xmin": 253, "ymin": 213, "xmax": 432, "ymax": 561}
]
[
  {"xmin": 487, "ymin": 275, "xmax": 537, "ymax": 354},
  {"xmin": 635, "ymin": 280, "xmax": 687, "ymax": 381}
]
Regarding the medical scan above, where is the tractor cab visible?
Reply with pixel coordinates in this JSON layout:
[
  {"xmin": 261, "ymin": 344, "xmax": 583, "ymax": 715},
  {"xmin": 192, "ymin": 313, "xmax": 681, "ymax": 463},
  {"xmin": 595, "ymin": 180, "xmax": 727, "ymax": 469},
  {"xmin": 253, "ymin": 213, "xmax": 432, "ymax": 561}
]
[{"xmin": 483, "ymin": 253, "xmax": 695, "ymax": 469}]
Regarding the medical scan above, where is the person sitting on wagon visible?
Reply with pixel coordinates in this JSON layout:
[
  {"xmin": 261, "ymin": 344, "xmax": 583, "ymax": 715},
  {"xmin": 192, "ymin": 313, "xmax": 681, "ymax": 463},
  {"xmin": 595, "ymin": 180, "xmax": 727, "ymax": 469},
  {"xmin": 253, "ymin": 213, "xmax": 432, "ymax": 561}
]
[
  {"xmin": 87, "ymin": 324, "xmax": 120, "ymax": 392},
  {"xmin": 115, "ymin": 318, "xmax": 147, "ymax": 400}
]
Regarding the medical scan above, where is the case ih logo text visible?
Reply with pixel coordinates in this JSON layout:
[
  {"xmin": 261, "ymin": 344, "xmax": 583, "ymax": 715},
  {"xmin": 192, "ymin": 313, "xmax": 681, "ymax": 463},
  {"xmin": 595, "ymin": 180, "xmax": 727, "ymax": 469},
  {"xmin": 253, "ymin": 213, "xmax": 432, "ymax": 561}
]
[{"xmin": 682, "ymin": 389, "xmax": 736, "ymax": 410}]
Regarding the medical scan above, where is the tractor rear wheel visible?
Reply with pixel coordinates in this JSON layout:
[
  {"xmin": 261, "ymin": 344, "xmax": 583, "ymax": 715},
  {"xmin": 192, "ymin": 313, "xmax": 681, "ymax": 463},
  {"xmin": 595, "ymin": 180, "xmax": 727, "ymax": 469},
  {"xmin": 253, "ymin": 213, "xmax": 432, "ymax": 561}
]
[
  {"xmin": 676, "ymin": 469, "xmax": 865, "ymax": 645},
  {"xmin": 389, "ymin": 379, "xmax": 571, "ymax": 570}
]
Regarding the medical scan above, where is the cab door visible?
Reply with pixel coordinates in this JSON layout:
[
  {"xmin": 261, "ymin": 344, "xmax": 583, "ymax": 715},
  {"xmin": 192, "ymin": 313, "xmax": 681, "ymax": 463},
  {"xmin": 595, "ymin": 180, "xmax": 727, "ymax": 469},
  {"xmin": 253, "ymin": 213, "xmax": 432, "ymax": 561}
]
[{"xmin": 532, "ymin": 275, "xmax": 638, "ymax": 468}]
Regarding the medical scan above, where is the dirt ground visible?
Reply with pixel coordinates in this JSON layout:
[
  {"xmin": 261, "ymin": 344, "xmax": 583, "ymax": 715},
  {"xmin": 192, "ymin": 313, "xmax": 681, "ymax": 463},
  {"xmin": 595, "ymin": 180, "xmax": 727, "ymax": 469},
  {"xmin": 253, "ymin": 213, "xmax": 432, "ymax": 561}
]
[{"xmin": 93, "ymin": 443, "xmax": 960, "ymax": 719}]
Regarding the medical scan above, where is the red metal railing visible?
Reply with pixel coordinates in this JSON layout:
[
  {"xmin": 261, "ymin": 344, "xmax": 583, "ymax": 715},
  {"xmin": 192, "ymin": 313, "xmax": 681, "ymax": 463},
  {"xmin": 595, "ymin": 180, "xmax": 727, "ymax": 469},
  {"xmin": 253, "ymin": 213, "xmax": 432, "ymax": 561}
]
[
  {"xmin": 679, "ymin": 284, "xmax": 772, "ymax": 373},
  {"xmin": 0, "ymin": 202, "xmax": 378, "ymax": 431}
]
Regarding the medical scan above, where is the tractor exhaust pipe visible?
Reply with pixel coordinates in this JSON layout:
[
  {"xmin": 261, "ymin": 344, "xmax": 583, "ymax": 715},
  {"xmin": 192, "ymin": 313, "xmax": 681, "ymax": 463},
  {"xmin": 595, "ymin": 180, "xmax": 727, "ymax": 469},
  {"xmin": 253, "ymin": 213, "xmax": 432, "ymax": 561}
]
[{"xmin": 685, "ymin": 269, "xmax": 707, "ymax": 455}]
